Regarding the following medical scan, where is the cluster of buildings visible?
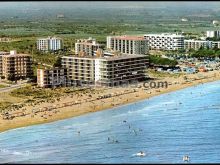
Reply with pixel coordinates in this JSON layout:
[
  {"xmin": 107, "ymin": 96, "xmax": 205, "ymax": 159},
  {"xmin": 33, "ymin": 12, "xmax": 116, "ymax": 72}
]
[
  {"xmin": 144, "ymin": 31, "xmax": 220, "ymax": 51},
  {"xmin": 0, "ymin": 50, "xmax": 33, "ymax": 81},
  {"xmin": 36, "ymin": 31, "xmax": 220, "ymax": 54},
  {"xmin": 184, "ymin": 30, "xmax": 220, "ymax": 50},
  {"xmin": 37, "ymin": 35, "xmax": 149, "ymax": 88},
  {"xmin": 180, "ymin": 59, "xmax": 220, "ymax": 74},
  {"xmin": 36, "ymin": 30, "xmax": 220, "ymax": 88},
  {"xmin": 2, "ymin": 29, "xmax": 220, "ymax": 87}
]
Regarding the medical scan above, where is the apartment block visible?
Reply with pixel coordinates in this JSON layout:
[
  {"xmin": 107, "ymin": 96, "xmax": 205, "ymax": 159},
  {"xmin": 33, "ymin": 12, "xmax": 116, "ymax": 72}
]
[
  {"xmin": 62, "ymin": 52, "xmax": 148, "ymax": 87},
  {"xmin": 206, "ymin": 30, "xmax": 220, "ymax": 38},
  {"xmin": 37, "ymin": 68, "xmax": 68, "ymax": 88},
  {"xmin": 184, "ymin": 40, "xmax": 212, "ymax": 50},
  {"xmin": 0, "ymin": 51, "xmax": 10, "ymax": 77},
  {"xmin": 37, "ymin": 36, "xmax": 63, "ymax": 51},
  {"xmin": 144, "ymin": 33, "xmax": 184, "ymax": 50},
  {"xmin": 75, "ymin": 37, "xmax": 103, "ymax": 56},
  {"xmin": 0, "ymin": 50, "xmax": 33, "ymax": 80},
  {"xmin": 62, "ymin": 56, "xmax": 96, "ymax": 85},
  {"xmin": 106, "ymin": 36, "xmax": 148, "ymax": 55}
]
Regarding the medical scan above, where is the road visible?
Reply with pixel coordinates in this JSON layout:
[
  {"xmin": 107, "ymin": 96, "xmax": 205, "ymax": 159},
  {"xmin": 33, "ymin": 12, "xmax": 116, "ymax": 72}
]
[{"xmin": 0, "ymin": 83, "xmax": 28, "ymax": 93}]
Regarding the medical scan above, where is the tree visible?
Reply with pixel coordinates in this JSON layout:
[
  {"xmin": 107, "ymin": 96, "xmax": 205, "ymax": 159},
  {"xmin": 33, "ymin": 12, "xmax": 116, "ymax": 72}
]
[
  {"xmin": 53, "ymin": 57, "xmax": 62, "ymax": 67},
  {"xmin": 7, "ymin": 74, "xmax": 16, "ymax": 81},
  {"xmin": 149, "ymin": 55, "xmax": 178, "ymax": 66}
]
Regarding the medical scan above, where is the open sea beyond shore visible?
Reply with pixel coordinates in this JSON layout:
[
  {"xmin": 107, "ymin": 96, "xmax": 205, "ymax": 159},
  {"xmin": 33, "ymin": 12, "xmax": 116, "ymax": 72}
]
[{"xmin": 0, "ymin": 80, "xmax": 220, "ymax": 163}]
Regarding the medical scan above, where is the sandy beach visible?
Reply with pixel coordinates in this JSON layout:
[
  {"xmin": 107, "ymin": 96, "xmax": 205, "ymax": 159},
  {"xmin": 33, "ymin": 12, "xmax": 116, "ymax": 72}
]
[{"xmin": 0, "ymin": 70, "xmax": 220, "ymax": 133}]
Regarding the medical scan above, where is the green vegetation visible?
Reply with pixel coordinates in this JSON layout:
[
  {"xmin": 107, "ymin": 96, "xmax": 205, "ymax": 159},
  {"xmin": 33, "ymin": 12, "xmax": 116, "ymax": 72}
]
[
  {"xmin": 0, "ymin": 38, "xmax": 35, "ymax": 53},
  {"xmin": 149, "ymin": 55, "xmax": 178, "ymax": 66},
  {"xmin": 33, "ymin": 52, "xmax": 58, "ymax": 66},
  {"xmin": 189, "ymin": 47, "xmax": 220, "ymax": 58},
  {"xmin": 206, "ymin": 37, "xmax": 220, "ymax": 41},
  {"xmin": 0, "ymin": 102, "xmax": 12, "ymax": 112},
  {"xmin": 53, "ymin": 57, "xmax": 62, "ymax": 67},
  {"xmin": 10, "ymin": 85, "xmax": 62, "ymax": 99},
  {"xmin": 10, "ymin": 85, "xmax": 96, "ymax": 100},
  {"xmin": 147, "ymin": 69, "xmax": 183, "ymax": 78},
  {"xmin": 0, "ymin": 84, "xmax": 7, "ymax": 88}
]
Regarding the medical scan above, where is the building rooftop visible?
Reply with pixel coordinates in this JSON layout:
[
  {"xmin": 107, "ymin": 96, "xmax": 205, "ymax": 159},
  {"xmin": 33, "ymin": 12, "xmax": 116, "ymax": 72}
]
[
  {"xmin": 0, "ymin": 50, "xmax": 30, "ymax": 57},
  {"xmin": 144, "ymin": 33, "xmax": 184, "ymax": 37},
  {"xmin": 62, "ymin": 54, "xmax": 147, "ymax": 61},
  {"xmin": 76, "ymin": 38, "xmax": 102, "ymax": 45},
  {"xmin": 5, "ymin": 54, "xmax": 31, "ymax": 57},
  {"xmin": 76, "ymin": 42, "xmax": 102, "ymax": 46},
  {"xmin": 109, "ymin": 35, "xmax": 145, "ymax": 41},
  {"xmin": 37, "ymin": 36, "xmax": 62, "ymax": 40},
  {"xmin": 0, "ymin": 51, "xmax": 10, "ymax": 55}
]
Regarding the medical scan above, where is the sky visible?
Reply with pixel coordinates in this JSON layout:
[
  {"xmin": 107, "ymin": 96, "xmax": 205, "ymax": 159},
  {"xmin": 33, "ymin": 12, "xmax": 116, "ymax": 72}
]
[{"xmin": 0, "ymin": 1, "xmax": 219, "ymax": 10}]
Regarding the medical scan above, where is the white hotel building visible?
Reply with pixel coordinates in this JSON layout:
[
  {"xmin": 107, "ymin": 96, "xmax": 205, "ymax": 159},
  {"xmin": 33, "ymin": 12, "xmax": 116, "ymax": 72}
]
[
  {"xmin": 144, "ymin": 33, "xmax": 184, "ymax": 50},
  {"xmin": 106, "ymin": 36, "xmax": 149, "ymax": 55},
  {"xmin": 184, "ymin": 39, "xmax": 220, "ymax": 50},
  {"xmin": 37, "ymin": 37, "xmax": 63, "ymax": 52},
  {"xmin": 184, "ymin": 40, "xmax": 212, "ymax": 50},
  {"xmin": 212, "ymin": 41, "xmax": 220, "ymax": 49},
  {"xmin": 206, "ymin": 30, "xmax": 220, "ymax": 38}
]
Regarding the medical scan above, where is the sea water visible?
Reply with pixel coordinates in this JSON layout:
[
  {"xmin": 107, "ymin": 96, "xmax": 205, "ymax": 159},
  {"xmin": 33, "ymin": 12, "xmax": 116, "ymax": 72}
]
[{"xmin": 0, "ymin": 80, "xmax": 220, "ymax": 163}]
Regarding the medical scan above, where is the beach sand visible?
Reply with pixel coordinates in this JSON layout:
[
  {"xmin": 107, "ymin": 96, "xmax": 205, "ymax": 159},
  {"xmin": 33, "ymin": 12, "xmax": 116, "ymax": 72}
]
[{"xmin": 0, "ymin": 70, "xmax": 220, "ymax": 133}]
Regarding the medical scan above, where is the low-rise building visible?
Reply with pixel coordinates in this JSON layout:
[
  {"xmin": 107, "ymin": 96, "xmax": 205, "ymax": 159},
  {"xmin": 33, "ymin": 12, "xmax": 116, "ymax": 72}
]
[
  {"xmin": 75, "ymin": 37, "xmax": 103, "ymax": 56},
  {"xmin": 37, "ymin": 68, "xmax": 68, "ymax": 88},
  {"xmin": 107, "ymin": 35, "xmax": 148, "ymax": 55},
  {"xmin": 62, "ymin": 51, "xmax": 148, "ymax": 87},
  {"xmin": 144, "ymin": 33, "xmax": 184, "ymax": 50},
  {"xmin": 0, "ymin": 51, "xmax": 10, "ymax": 77},
  {"xmin": 184, "ymin": 40, "xmax": 212, "ymax": 50},
  {"xmin": 211, "ymin": 41, "xmax": 220, "ymax": 49}
]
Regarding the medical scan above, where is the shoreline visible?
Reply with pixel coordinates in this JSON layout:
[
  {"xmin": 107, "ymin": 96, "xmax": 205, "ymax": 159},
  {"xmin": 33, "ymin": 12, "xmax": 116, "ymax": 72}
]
[{"xmin": 1, "ymin": 70, "xmax": 220, "ymax": 133}]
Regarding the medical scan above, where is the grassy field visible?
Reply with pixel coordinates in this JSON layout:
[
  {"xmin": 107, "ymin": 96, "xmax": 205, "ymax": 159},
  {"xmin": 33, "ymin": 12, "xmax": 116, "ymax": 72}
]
[
  {"xmin": 147, "ymin": 69, "xmax": 185, "ymax": 79},
  {"xmin": 0, "ymin": 92, "xmax": 24, "ymax": 112},
  {"xmin": 0, "ymin": 84, "xmax": 7, "ymax": 88}
]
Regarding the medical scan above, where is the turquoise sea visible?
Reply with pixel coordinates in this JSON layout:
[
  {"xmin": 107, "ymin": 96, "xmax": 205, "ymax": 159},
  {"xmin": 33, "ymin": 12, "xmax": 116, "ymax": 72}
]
[{"xmin": 0, "ymin": 80, "xmax": 220, "ymax": 163}]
